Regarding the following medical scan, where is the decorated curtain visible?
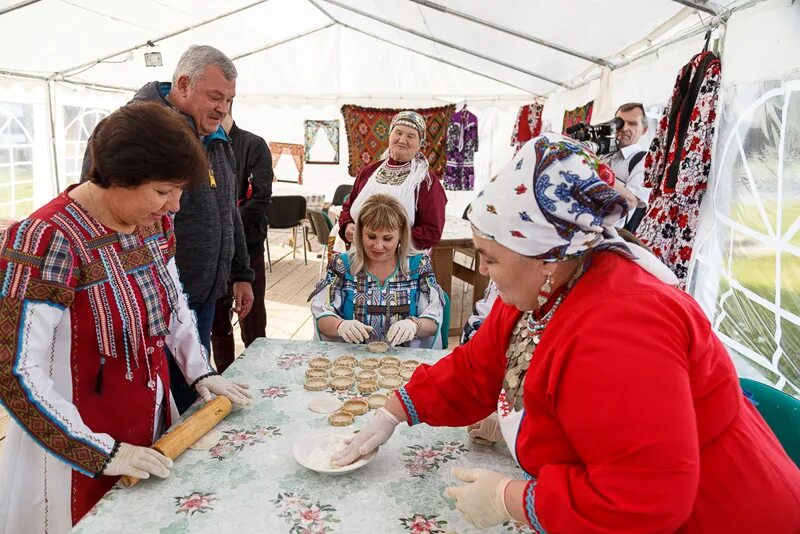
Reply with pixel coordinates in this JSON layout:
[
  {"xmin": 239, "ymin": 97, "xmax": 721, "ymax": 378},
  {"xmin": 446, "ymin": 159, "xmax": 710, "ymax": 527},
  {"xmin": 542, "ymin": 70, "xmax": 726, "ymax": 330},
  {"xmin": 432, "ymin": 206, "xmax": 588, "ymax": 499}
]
[
  {"xmin": 303, "ymin": 120, "xmax": 339, "ymax": 164},
  {"xmin": 341, "ymin": 104, "xmax": 455, "ymax": 178},
  {"xmin": 268, "ymin": 142, "xmax": 304, "ymax": 184},
  {"xmin": 562, "ymin": 101, "xmax": 594, "ymax": 134}
]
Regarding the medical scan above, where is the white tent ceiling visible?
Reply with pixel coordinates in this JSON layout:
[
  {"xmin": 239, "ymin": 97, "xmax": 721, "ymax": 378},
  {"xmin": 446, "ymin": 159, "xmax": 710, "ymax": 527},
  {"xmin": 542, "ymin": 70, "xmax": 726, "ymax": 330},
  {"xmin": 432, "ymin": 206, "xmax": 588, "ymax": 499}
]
[{"xmin": 0, "ymin": 0, "xmax": 748, "ymax": 99}]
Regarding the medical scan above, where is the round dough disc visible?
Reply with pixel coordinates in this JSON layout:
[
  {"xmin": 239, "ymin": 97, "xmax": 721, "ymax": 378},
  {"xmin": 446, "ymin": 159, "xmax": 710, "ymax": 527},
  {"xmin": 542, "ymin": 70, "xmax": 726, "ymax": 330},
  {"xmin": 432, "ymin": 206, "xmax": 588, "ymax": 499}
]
[
  {"xmin": 189, "ymin": 428, "xmax": 222, "ymax": 450},
  {"xmin": 308, "ymin": 396, "xmax": 343, "ymax": 414}
]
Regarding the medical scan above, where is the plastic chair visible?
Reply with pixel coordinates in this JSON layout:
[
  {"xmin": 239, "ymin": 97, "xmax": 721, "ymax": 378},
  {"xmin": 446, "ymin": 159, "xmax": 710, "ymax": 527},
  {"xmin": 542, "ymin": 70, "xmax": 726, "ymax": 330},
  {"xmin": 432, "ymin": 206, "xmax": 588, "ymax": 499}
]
[
  {"xmin": 740, "ymin": 378, "xmax": 800, "ymax": 467},
  {"xmin": 266, "ymin": 195, "xmax": 308, "ymax": 273},
  {"xmin": 331, "ymin": 184, "xmax": 353, "ymax": 207},
  {"xmin": 307, "ymin": 208, "xmax": 332, "ymax": 277},
  {"xmin": 440, "ymin": 290, "xmax": 451, "ymax": 350}
]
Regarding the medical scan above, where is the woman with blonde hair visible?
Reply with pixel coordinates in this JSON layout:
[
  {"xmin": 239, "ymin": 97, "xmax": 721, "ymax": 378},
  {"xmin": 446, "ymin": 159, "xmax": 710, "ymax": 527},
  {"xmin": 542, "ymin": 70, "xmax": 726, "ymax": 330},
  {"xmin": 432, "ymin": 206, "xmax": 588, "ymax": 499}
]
[{"xmin": 309, "ymin": 193, "xmax": 445, "ymax": 348}]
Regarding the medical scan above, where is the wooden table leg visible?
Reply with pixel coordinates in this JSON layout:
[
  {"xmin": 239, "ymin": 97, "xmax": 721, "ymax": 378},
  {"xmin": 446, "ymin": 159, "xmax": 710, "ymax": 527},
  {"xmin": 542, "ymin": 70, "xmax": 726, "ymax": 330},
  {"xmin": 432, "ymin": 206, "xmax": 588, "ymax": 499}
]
[
  {"xmin": 472, "ymin": 253, "xmax": 489, "ymax": 307},
  {"xmin": 431, "ymin": 246, "xmax": 454, "ymax": 298}
]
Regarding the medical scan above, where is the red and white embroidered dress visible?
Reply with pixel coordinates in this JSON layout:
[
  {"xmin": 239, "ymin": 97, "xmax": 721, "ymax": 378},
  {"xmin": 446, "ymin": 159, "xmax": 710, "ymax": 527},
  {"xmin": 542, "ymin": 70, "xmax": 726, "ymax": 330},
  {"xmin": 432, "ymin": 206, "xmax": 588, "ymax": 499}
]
[{"xmin": 0, "ymin": 190, "xmax": 215, "ymax": 533}]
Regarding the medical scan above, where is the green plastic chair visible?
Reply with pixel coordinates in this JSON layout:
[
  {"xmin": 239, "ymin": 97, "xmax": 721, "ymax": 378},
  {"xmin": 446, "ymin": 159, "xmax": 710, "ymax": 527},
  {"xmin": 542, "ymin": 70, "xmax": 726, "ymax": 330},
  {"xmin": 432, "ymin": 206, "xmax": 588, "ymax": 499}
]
[
  {"xmin": 740, "ymin": 378, "xmax": 800, "ymax": 467},
  {"xmin": 440, "ymin": 290, "xmax": 451, "ymax": 350}
]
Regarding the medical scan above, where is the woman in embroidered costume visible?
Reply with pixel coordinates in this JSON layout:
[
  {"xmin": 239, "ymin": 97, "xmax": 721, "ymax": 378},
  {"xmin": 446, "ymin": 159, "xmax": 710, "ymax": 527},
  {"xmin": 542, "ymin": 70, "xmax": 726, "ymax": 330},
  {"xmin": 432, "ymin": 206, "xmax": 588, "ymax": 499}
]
[
  {"xmin": 333, "ymin": 134, "xmax": 800, "ymax": 532},
  {"xmin": 310, "ymin": 194, "xmax": 444, "ymax": 349},
  {"xmin": 336, "ymin": 110, "xmax": 447, "ymax": 250},
  {"xmin": 0, "ymin": 102, "xmax": 252, "ymax": 534}
]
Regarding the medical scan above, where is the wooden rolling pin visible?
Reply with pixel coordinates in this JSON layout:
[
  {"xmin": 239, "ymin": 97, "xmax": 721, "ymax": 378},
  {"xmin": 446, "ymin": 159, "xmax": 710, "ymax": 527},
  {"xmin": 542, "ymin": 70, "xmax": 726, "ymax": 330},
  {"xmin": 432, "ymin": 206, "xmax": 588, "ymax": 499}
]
[{"xmin": 120, "ymin": 395, "xmax": 232, "ymax": 487}]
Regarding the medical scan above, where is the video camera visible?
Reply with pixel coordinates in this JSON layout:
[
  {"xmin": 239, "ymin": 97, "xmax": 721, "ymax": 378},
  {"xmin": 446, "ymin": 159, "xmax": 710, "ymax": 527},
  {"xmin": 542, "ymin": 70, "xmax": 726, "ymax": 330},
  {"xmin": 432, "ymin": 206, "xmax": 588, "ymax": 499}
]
[{"xmin": 564, "ymin": 117, "xmax": 624, "ymax": 156}]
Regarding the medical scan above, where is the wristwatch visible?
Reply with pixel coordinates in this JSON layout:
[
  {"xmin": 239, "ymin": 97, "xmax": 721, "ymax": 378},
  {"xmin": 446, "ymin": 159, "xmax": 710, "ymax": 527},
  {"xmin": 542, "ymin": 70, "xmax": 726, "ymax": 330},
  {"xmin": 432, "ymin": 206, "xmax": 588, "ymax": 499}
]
[{"xmin": 409, "ymin": 316, "xmax": 422, "ymax": 332}]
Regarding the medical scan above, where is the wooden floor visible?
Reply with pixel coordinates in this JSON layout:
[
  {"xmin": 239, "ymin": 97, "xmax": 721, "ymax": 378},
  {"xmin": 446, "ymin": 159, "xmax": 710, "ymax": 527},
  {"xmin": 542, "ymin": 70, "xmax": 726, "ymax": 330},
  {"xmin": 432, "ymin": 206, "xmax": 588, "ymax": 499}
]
[{"xmin": 0, "ymin": 228, "xmax": 477, "ymax": 459}]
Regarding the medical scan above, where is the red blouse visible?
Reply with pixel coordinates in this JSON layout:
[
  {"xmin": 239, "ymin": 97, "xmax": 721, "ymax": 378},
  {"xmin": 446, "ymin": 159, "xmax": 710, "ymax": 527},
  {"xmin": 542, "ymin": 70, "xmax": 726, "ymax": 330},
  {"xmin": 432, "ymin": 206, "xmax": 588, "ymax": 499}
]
[
  {"xmin": 399, "ymin": 252, "xmax": 800, "ymax": 532},
  {"xmin": 337, "ymin": 158, "xmax": 447, "ymax": 249}
]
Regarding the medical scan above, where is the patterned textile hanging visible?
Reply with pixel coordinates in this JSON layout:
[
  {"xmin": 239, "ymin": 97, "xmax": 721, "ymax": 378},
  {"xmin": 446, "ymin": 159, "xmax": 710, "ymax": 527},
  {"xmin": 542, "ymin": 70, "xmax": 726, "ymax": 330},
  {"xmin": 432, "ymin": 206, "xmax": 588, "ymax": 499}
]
[
  {"xmin": 637, "ymin": 50, "xmax": 722, "ymax": 287},
  {"xmin": 510, "ymin": 102, "xmax": 543, "ymax": 154},
  {"xmin": 341, "ymin": 104, "xmax": 454, "ymax": 178},
  {"xmin": 445, "ymin": 105, "xmax": 479, "ymax": 191},
  {"xmin": 562, "ymin": 101, "xmax": 593, "ymax": 135},
  {"xmin": 268, "ymin": 142, "xmax": 304, "ymax": 184}
]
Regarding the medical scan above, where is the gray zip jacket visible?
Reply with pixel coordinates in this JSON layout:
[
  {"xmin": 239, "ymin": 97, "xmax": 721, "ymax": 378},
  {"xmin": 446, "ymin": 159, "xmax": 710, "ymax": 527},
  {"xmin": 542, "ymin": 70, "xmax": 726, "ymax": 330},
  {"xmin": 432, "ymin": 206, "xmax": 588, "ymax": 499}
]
[{"xmin": 82, "ymin": 81, "xmax": 254, "ymax": 306}]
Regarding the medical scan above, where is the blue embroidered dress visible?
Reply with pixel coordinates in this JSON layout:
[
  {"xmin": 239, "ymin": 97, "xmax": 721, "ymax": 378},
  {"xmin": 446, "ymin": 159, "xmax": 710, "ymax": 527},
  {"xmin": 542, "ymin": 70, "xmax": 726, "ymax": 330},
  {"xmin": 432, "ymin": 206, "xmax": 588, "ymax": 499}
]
[{"xmin": 309, "ymin": 252, "xmax": 445, "ymax": 349}]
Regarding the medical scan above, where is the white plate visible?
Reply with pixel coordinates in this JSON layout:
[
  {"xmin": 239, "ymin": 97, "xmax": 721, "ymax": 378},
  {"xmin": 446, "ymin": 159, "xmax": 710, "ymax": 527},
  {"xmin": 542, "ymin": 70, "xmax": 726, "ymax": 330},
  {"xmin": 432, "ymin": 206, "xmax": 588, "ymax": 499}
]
[{"xmin": 293, "ymin": 431, "xmax": 377, "ymax": 476}]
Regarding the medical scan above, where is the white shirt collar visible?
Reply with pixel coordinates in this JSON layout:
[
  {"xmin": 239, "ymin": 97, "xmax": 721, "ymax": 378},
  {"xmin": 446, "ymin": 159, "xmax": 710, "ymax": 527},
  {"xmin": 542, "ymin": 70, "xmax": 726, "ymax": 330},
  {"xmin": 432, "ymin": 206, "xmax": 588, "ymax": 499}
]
[{"xmin": 619, "ymin": 143, "xmax": 644, "ymax": 159}]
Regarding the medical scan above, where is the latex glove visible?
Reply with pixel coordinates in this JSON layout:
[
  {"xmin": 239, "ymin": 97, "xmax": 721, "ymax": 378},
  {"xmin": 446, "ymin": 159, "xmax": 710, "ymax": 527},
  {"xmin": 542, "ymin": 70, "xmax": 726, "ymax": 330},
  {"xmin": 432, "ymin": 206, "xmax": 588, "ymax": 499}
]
[
  {"xmin": 387, "ymin": 318, "xmax": 418, "ymax": 346},
  {"xmin": 344, "ymin": 223, "xmax": 356, "ymax": 243},
  {"xmin": 337, "ymin": 319, "xmax": 371, "ymax": 343},
  {"xmin": 444, "ymin": 467, "xmax": 512, "ymax": 529},
  {"xmin": 467, "ymin": 413, "xmax": 503, "ymax": 445},
  {"xmin": 232, "ymin": 281, "xmax": 254, "ymax": 320},
  {"xmin": 195, "ymin": 375, "xmax": 253, "ymax": 405},
  {"xmin": 330, "ymin": 407, "xmax": 400, "ymax": 466},
  {"xmin": 102, "ymin": 442, "xmax": 173, "ymax": 479}
]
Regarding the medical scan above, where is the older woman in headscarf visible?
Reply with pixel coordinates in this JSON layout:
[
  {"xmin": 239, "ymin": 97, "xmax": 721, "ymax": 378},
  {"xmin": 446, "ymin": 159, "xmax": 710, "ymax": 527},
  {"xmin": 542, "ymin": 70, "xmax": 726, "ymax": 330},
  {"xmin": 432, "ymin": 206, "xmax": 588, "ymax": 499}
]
[
  {"xmin": 337, "ymin": 111, "xmax": 447, "ymax": 250},
  {"xmin": 331, "ymin": 133, "xmax": 800, "ymax": 532}
]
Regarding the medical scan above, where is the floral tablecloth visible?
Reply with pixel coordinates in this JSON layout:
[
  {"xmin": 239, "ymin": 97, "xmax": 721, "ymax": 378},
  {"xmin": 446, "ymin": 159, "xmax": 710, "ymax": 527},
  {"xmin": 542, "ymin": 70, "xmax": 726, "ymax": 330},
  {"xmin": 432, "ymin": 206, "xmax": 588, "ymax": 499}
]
[{"xmin": 73, "ymin": 339, "xmax": 532, "ymax": 534}]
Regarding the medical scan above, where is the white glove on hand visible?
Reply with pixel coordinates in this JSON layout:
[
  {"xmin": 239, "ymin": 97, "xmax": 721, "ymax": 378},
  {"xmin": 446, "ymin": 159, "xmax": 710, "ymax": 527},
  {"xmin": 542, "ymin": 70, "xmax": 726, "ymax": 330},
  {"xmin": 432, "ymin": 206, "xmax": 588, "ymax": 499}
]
[
  {"xmin": 102, "ymin": 442, "xmax": 173, "ymax": 479},
  {"xmin": 195, "ymin": 375, "xmax": 253, "ymax": 405},
  {"xmin": 387, "ymin": 318, "xmax": 418, "ymax": 346},
  {"xmin": 467, "ymin": 413, "xmax": 503, "ymax": 445},
  {"xmin": 337, "ymin": 319, "xmax": 371, "ymax": 343},
  {"xmin": 330, "ymin": 407, "xmax": 400, "ymax": 466},
  {"xmin": 444, "ymin": 467, "xmax": 512, "ymax": 529}
]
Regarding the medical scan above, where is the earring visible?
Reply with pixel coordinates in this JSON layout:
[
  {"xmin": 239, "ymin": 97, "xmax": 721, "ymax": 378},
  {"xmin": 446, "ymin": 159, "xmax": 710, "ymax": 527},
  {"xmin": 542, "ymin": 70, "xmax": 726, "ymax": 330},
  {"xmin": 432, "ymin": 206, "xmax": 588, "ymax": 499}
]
[{"xmin": 537, "ymin": 272, "xmax": 554, "ymax": 307}]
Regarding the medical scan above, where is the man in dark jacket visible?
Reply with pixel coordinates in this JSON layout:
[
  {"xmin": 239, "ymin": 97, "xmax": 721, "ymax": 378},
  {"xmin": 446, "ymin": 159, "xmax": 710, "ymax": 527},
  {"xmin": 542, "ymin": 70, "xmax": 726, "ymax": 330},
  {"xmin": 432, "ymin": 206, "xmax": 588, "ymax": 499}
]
[
  {"xmin": 82, "ymin": 45, "xmax": 254, "ymax": 413},
  {"xmin": 210, "ymin": 109, "xmax": 272, "ymax": 372}
]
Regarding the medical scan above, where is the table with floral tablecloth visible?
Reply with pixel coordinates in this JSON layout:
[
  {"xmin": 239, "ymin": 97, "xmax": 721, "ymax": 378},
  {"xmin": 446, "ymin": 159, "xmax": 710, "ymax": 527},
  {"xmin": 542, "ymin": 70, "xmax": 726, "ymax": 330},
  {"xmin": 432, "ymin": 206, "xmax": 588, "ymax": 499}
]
[{"xmin": 72, "ymin": 339, "xmax": 533, "ymax": 534}]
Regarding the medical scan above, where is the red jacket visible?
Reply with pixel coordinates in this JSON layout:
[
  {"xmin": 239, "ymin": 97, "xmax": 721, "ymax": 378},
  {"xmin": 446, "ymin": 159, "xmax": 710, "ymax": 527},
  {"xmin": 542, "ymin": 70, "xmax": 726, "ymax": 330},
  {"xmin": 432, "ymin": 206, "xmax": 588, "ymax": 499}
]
[{"xmin": 401, "ymin": 252, "xmax": 800, "ymax": 532}]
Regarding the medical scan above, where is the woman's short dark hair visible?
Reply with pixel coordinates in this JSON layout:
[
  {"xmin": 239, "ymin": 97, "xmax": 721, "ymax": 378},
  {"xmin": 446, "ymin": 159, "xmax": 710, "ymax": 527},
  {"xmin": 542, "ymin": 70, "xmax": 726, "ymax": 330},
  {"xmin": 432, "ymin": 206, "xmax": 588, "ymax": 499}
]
[{"xmin": 87, "ymin": 101, "xmax": 208, "ymax": 189}]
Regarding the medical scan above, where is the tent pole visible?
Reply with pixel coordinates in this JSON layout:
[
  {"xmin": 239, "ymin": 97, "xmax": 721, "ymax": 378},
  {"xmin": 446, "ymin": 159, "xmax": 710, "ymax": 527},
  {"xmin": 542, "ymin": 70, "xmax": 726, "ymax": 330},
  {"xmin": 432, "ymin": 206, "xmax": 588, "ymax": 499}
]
[
  {"xmin": 0, "ymin": 0, "xmax": 41, "ymax": 16},
  {"xmin": 406, "ymin": 0, "xmax": 610, "ymax": 68},
  {"xmin": 341, "ymin": 23, "xmax": 542, "ymax": 97},
  {"xmin": 319, "ymin": 0, "xmax": 566, "ymax": 88},
  {"xmin": 230, "ymin": 24, "xmax": 335, "ymax": 61},
  {"xmin": 46, "ymin": 79, "xmax": 61, "ymax": 194},
  {"xmin": 669, "ymin": 0, "xmax": 720, "ymax": 16},
  {"xmin": 56, "ymin": 0, "xmax": 274, "ymax": 78},
  {"xmin": 306, "ymin": 0, "xmax": 339, "ymax": 23}
]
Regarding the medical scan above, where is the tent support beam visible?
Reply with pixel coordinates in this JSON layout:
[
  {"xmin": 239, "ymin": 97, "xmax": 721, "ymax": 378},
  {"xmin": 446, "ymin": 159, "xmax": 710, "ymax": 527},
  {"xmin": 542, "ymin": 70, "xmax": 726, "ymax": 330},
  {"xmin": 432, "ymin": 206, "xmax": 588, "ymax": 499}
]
[
  {"xmin": 306, "ymin": 0, "xmax": 340, "ymax": 24},
  {"xmin": 231, "ymin": 23, "xmax": 335, "ymax": 61},
  {"xmin": 46, "ymin": 80, "xmax": 61, "ymax": 194},
  {"xmin": 0, "ymin": 0, "xmax": 41, "ymax": 16},
  {"xmin": 669, "ymin": 0, "xmax": 720, "ymax": 16},
  {"xmin": 319, "ymin": 0, "xmax": 566, "ymax": 88},
  {"xmin": 406, "ymin": 0, "xmax": 610, "ymax": 68},
  {"xmin": 340, "ymin": 23, "xmax": 542, "ymax": 97},
  {"xmin": 56, "ymin": 0, "xmax": 274, "ymax": 78}
]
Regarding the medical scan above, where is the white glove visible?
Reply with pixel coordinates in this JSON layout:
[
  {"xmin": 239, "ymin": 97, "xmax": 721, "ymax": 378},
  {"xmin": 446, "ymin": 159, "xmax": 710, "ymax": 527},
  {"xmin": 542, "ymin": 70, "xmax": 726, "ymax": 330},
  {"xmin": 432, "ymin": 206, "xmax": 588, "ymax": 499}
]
[
  {"xmin": 102, "ymin": 442, "xmax": 173, "ymax": 479},
  {"xmin": 444, "ymin": 467, "xmax": 513, "ymax": 528},
  {"xmin": 330, "ymin": 407, "xmax": 400, "ymax": 466},
  {"xmin": 195, "ymin": 375, "xmax": 253, "ymax": 405},
  {"xmin": 336, "ymin": 319, "xmax": 371, "ymax": 343},
  {"xmin": 467, "ymin": 413, "xmax": 503, "ymax": 445},
  {"xmin": 387, "ymin": 318, "xmax": 418, "ymax": 346}
]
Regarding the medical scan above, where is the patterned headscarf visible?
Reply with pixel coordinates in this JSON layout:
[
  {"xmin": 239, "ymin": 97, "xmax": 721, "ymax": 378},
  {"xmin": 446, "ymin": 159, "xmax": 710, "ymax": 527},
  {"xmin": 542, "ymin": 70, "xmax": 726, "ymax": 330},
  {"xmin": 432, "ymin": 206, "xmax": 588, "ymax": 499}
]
[
  {"xmin": 468, "ymin": 133, "xmax": 678, "ymax": 284},
  {"xmin": 390, "ymin": 111, "xmax": 426, "ymax": 143}
]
